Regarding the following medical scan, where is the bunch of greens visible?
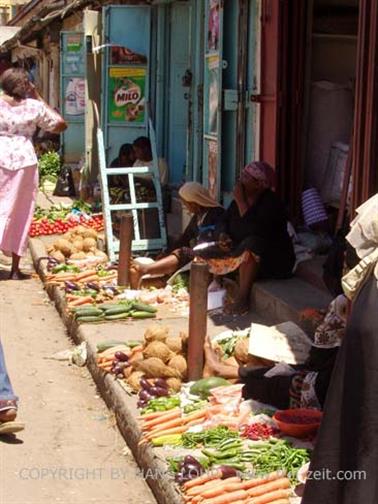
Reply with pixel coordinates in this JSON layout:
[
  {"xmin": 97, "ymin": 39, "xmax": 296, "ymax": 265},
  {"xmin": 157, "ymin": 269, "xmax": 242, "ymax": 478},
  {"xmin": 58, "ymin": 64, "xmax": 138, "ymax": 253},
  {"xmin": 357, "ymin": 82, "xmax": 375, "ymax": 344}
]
[
  {"xmin": 171, "ymin": 273, "xmax": 190, "ymax": 293},
  {"xmin": 38, "ymin": 151, "xmax": 61, "ymax": 184},
  {"xmin": 141, "ymin": 396, "xmax": 180, "ymax": 415},
  {"xmin": 182, "ymin": 426, "xmax": 240, "ymax": 449}
]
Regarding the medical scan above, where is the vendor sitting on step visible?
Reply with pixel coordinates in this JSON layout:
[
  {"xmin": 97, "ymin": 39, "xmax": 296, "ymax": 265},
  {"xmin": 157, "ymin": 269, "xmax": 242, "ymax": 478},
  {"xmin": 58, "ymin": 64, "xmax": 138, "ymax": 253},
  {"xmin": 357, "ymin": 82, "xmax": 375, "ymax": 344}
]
[
  {"xmin": 204, "ymin": 294, "xmax": 348, "ymax": 410},
  {"xmin": 130, "ymin": 182, "xmax": 224, "ymax": 289},
  {"xmin": 194, "ymin": 161, "xmax": 295, "ymax": 315},
  {"xmin": 133, "ymin": 136, "xmax": 169, "ymax": 187}
]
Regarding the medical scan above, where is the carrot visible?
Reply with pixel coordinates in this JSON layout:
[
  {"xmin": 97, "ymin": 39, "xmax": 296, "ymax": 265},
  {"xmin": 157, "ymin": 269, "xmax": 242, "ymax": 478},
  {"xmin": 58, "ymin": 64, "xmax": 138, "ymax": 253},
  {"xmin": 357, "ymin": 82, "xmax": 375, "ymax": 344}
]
[
  {"xmin": 148, "ymin": 417, "xmax": 183, "ymax": 433},
  {"xmin": 183, "ymin": 410, "xmax": 207, "ymax": 423},
  {"xmin": 197, "ymin": 481, "xmax": 246, "ymax": 500},
  {"xmin": 242, "ymin": 472, "xmax": 283, "ymax": 490},
  {"xmin": 74, "ymin": 269, "xmax": 97, "ymax": 281},
  {"xmin": 141, "ymin": 409, "xmax": 181, "ymax": 430},
  {"xmin": 183, "ymin": 472, "xmax": 222, "ymax": 491},
  {"xmin": 147, "ymin": 425, "xmax": 188, "ymax": 440},
  {"xmin": 247, "ymin": 489, "xmax": 291, "ymax": 504},
  {"xmin": 68, "ymin": 296, "xmax": 95, "ymax": 307},
  {"xmin": 185, "ymin": 479, "xmax": 226, "ymax": 497},
  {"xmin": 202, "ymin": 489, "xmax": 248, "ymax": 504},
  {"xmin": 257, "ymin": 500, "xmax": 289, "ymax": 504},
  {"xmin": 138, "ymin": 408, "xmax": 179, "ymax": 421},
  {"xmin": 246, "ymin": 478, "xmax": 290, "ymax": 498}
]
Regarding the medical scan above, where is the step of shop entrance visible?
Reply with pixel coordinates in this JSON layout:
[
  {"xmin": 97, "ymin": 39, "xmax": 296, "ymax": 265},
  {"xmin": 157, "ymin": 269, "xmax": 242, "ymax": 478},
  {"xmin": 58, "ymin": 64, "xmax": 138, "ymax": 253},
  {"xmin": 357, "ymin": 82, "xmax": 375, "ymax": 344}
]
[{"xmin": 251, "ymin": 277, "xmax": 332, "ymax": 331}]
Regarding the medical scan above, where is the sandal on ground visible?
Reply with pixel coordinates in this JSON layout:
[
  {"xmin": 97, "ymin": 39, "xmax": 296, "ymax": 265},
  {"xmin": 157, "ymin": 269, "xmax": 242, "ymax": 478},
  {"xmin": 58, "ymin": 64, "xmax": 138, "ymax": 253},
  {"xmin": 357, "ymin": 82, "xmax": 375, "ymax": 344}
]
[{"xmin": 0, "ymin": 421, "xmax": 25, "ymax": 435}]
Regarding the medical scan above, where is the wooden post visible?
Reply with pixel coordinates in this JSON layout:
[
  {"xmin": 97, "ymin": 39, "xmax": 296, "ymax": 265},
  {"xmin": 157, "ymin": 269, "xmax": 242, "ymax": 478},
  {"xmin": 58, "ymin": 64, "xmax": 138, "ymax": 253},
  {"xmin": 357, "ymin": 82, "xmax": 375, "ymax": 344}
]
[
  {"xmin": 187, "ymin": 261, "xmax": 209, "ymax": 381},
  {"xmin": 117, "ymin": 214, "xmax": 133, "ymax": 287}
]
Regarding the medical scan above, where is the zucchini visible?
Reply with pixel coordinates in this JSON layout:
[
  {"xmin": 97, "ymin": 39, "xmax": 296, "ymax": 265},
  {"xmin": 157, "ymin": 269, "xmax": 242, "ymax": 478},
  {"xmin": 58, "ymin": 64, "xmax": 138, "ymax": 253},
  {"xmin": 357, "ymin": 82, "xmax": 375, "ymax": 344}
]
[
  {"xmin": 105, "ymin": 313, "xmax": 130, "ymax": 321},
  {"xmin": 97, "ymin": 340, "xmax": 128, "ymax": 352},
  {"xmin": 104, "ymin": 305, "xmax": 131, "ymax": 316},
  {"xmin": 98, "ymin": 303, "xmax": 120, "ymax": 311},
  {"xmin": 131, "ymin": 311, "xmax": 157, "ymax": 319},
  {"xmin": 74, "ymin": 308, "xmax": 104, "ymax": 319},
  {"xmin": 132, "ymin": 302, "xmax": 157, "ymax": 313},
  {"xmin": 189, "ymin": 377, "xmax": 231, "ymax": 399},
  {"xmin": 76, "ymin": 314, "xmax": 105, "ymax": 323}
]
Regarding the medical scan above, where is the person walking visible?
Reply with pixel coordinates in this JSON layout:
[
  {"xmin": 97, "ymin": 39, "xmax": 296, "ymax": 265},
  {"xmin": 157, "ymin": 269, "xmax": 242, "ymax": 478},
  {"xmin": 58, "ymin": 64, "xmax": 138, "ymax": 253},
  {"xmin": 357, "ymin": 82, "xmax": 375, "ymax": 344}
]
[
  {"xmin": 0, "ymin": 68, "xmax": 67, "ymax": 279},
  {"xmin": 0, "ymin": 339, "xmax": 24, "ymax": 435}
]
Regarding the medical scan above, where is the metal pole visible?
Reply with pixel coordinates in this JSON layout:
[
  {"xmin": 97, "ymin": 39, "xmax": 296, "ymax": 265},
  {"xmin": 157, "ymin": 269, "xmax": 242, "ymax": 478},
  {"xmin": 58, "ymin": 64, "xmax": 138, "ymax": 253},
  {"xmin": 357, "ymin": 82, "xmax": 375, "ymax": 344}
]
[
  {"xmin": 187, "ymin": 261, "xmax": 209, "ymax": 381},
  {"xmin": 117, "ymin": 214, "xmax": 133, "ymax": 287}
]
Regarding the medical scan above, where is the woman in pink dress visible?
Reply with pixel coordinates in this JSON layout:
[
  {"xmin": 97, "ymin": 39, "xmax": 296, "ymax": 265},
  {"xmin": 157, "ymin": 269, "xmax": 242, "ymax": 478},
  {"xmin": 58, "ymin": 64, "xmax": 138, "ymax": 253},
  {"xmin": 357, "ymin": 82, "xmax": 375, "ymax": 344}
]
[{"xmin": 0, "ymin": 68, "xmax": 67, "ymax": 279}]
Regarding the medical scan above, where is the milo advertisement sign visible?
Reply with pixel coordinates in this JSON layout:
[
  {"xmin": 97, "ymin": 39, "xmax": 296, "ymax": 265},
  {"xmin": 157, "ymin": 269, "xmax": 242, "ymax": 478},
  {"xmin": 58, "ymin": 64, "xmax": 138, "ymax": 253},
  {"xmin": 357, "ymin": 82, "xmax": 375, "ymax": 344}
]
[{"xmin": 108, "ymin": 67, "xmax": 146, "ymax": 123}]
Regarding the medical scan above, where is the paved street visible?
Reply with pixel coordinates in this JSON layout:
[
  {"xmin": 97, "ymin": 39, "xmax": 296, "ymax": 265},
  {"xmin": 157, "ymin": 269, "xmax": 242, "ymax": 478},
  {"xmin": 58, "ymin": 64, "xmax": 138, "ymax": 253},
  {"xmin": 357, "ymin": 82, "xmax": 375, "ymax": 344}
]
[{"xmin": 0, "ymin": 253, "xmax": 156, "ymax": 504}]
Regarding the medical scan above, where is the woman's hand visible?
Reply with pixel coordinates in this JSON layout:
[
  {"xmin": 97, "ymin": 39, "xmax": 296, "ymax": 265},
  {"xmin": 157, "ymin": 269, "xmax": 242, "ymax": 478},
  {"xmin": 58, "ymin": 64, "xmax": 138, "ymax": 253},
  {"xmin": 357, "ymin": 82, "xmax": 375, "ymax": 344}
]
[{"xmin": 218, "ymin": 232, "xmax": 232, "ymax": 252}]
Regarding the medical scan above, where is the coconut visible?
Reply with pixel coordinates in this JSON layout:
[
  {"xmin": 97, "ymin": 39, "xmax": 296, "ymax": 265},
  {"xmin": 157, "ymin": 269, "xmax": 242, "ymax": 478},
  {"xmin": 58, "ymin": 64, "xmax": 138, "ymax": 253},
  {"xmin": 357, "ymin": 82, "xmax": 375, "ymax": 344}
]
[
  {"xmin": 70, "ymin": 252, "xmax": 87, "ymax": 260},
  {"xmin": 144, "ymin": 324, "xmax": 169, "ymax": 343},
  {"xmin": 165, "ymin": 336, "xmax": 183, "ymax": 354},
  {"xmin": 83, "ymin": 228, "xmax": 98, "ymax": 239},
  {"xmin": 82, "ymin": 237, "xmax": 97, "ymax": 252},
  {"xmin": 234, "ymin": 338, "xmax": 250, "ymax": 363},
  {"xmin": 50, "ymin": 250, "xmax": 65, "ymax": 263},
  {"xmin": 72, "ymin": 239, "xmax": 84, "ymax": 251},
  {"xmin": 129, "ymin": 349, "xmax": 144, "ymax": 364},
  {"xmin": 166, "ymin": 377, "xmax": 182, "ymax": 393},
  {"xmin": 54, "ymin": 238, "xmax": 74, "ymax": 257},
  {"xmin": 168, "ymin": 355, "xmax": 187, "ymax": 379},
  {"xmin": 126, "ymin": 371, "xmax": 145, "ymax": 392},
  {"xmin": 134, "ymin": 357, "xmax": 180, "ymax": 378},
  {"xmin": 143, "ymin": 341, "xmax": 172, "ymax": 363}
]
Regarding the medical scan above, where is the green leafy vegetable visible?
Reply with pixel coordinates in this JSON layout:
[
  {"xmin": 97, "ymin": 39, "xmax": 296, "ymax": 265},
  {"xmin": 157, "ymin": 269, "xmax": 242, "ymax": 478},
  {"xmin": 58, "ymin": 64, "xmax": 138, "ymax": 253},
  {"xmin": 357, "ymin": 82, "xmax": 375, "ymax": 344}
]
[
  {"xmin": 182, "ymin": 426, "xmax": 240, "ymax": 449},
  {"xmin": 141, "ymin": 396, "xmax": 180, "ymax": 415}
]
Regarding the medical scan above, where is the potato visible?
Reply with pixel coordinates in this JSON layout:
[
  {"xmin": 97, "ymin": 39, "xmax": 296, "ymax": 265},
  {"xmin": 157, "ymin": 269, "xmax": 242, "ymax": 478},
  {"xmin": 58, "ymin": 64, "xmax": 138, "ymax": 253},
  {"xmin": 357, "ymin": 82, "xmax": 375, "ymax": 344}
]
[
  {"xmin": 82, "ymin": 237, "xmax": 97, "ymax": 252},
  {"xmin": 165, "ymin": 336, "xmax": 183, "ymax": 354},
  {"xmin": 234, "ymin": 337, "xmax": 250, "ymax": 363},
  {"xmin": 134, "ymin": 357, "xmax": 180, "ymax": 378},
  {"xmin": 166, "ymin": 377, "xmax": 182, "ymax": 393},
  {"xmin": 50, "ymin": 250, "xmax": 65, "ymax": 263},
  {"xmin": 168, "ymin": 355, "xmax": 187, "ymax": 379},
  {"xmin": 72, "ymin": 239, "xmax": 84, "ymax": 251},
  {"xmin": 94, "ymin": 249, "xmax": 108, "ymax": 260},
  {"xmin": 143, "ymin": 341, "xmax": 172, "ymax": 363},
  {"xmin": 73, "ymin": 225, "xmax": 88, "ymax": 236},
  {"xmin": 144, "ymin": 324, "xmax": 169, "ymax": 343},
  {"xmin": 126, "ymin": 371, "xmax": 145, "ymax": 392},
  {"xmin": 54, "ymin": 238, "xmax": 74, "ymax": 257},
  {"xmin": 70, "ymin": 252, "xmax": 87, "ymax": 260},
  {"xmin": 83, "ymin": 228, "xmax": 98, "ymax": 239}
]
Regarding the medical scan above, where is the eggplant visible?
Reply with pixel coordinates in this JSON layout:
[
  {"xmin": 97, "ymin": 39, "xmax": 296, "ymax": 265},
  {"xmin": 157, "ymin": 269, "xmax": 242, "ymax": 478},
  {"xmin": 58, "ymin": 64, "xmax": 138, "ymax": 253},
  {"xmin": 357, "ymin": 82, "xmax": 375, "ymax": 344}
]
[
  {"xmin": 154, "ymin": 378, "xmax": 168, "ymax": 389},
  {"xmin": 137, "ymin": 400, "xmax": 147, "ymax": 409},
  {"xmin": 149, "ymin": 386, "xmax": 169, "ymax": 397},
  {"xmin": 140, "ymin": 378, "xmax": 153, "ymax": 391},
  {"xmin": 64, "ymin": 281, "xmax": 80, "ymax": 291},
  {"xmin": 86, "ymin": 282, "xmax": 100, "ymax": 292},
  {"xmin": 175, "ymin": 472, "xmax": 190, "ymax": 485},
  {"xmin": 112, "ymin": 362, "xmax": 129, "ymax": 374},
  {"xmin": 114, "ymin": 351, "xmax": 129, "ymax": 362},
  {"xmin": 182, "ymin": 464, "xmax": 202, "ymax": 479},
  {"xmin": 183, "ymin": 456, "xmax": 202, "ymax": 468},
  {"xmin": 219, "ymin": 466, "xmax": 238, "ymax": 479},
  {"xmin": 139, "ymin": 389, "xmax": 153, "ymax": 402}
]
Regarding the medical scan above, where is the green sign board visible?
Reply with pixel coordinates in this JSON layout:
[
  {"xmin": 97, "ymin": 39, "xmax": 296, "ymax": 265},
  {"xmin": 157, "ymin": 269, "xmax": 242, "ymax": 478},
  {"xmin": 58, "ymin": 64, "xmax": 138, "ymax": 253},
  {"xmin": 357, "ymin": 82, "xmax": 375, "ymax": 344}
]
[{"xmin": 108, "ymin": 66, "xmax": 146, "ymax": 123}]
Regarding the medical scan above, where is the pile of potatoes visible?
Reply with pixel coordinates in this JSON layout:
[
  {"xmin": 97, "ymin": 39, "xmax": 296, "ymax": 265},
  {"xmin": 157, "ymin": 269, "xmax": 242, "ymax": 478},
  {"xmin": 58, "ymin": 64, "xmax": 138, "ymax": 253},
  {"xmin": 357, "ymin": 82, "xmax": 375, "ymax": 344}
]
[
  {"xmin": 125, "ymin": 324, "xmax": 188, "ymax": 393},
  {"xmin": 47, "ymin": 225, "xmax": 108, "ymax": 263}
]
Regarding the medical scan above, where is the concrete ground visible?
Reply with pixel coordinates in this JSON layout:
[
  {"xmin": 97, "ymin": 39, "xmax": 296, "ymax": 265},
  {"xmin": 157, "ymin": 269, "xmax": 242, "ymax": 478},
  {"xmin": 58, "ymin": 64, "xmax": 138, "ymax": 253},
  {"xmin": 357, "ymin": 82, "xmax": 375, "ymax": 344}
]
[{"xmin": 0, "ymin": 251, "xmax": 156, "ymax": 504}]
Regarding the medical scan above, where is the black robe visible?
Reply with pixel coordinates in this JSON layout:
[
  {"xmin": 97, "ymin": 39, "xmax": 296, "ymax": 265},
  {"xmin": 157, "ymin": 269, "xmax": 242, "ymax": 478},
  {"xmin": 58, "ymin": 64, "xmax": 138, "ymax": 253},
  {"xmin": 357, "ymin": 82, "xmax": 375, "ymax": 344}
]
[{"xmin": 302, "ymin": 274, "xmax": 378, "ymax": 504}]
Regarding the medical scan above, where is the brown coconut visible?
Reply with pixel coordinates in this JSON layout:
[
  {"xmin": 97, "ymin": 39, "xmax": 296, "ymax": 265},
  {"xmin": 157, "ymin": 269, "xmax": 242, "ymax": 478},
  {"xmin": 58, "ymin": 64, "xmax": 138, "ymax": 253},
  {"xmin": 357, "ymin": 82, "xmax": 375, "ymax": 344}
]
[
  {"xmin": 166, "ymin": 377, "xmax": 182, "ymax": 393},
  {"xmin": 234, "ymin": 338, "xmax": 250, "ymax": 363},
  {"xmin": 134, "ymin": 357, "xmax": 180, "ymax": 378},
  {"xmin": 164, "ymin": 336, "xmax": 183, "ymax": 354},
  {"xmin": 126, "ymin": 371, "xmax": 145, "ymax": 392},
  {"xmin": 168, "ymin": 355, "xmax": 187, "ymax": 379},
  {"xmin": 144, "ymin": 324, "xmax": 170, "ymax": 343},
  {"xmin": 143, "ymin": 341, "xmax": 172, "ymax": 363}
]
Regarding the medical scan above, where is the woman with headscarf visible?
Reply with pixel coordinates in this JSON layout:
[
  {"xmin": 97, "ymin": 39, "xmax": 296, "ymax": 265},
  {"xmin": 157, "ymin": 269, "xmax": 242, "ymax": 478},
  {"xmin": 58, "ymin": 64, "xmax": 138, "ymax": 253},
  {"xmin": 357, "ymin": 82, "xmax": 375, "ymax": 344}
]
[
  {"xmin": 129, "ymin": 182, "xmax": 224, "ymax": 288},
  {"xmin": 197, "ymin": 161, "xmax": 295, "ymax": 314},
  {"xmin": 301, "ymin": 193, "xmax": 378, "ymax": 504}
]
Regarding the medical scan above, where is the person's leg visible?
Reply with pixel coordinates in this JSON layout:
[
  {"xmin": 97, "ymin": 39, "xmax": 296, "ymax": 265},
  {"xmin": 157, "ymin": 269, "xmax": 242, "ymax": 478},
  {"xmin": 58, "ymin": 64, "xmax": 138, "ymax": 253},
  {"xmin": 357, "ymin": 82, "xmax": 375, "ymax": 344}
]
[
  {"xmin": 0, "ymin": 339, "xmax": 18, "ymax": 422},
  {"xmin": 130, "ymin": 254, "xmax": 180, "ymax": 289},
  {"xmin": 226, "ymin": 255, "xmax": 259, "ymax": 314}
]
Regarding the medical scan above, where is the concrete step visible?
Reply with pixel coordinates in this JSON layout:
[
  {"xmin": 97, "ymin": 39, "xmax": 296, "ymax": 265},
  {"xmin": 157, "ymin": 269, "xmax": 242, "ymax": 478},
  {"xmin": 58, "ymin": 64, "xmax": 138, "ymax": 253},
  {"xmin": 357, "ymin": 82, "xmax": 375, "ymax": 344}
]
[{"xmin": 251, "ymin": 276, "xmax": 332, "ymax": 332}]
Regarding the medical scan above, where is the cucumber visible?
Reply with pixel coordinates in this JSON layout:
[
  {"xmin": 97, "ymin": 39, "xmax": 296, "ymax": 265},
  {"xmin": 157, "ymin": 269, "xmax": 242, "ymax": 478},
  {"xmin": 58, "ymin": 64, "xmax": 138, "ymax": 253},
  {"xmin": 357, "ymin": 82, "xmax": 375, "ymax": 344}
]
[
  {"xmin": 105, "ymin": 313, "xmax": 130, "ymax": 321},
  {"xmin": 76, "ymin": 314, "xmax": 105, "ymax": 323},
  {"xmin": 74, "ymin": 308, "xmax": 104, "ymax": 319},
  {"xmin": 98, "ymin": 303, "xmax": 121, "ymax": 311},
  {"xmin": 189, "ymin": 377, "xmax": 231, "ymax": 399},
  {"xmin": 104, "ymin": 305, "xmax": 131, "ymax": 316},
  {"xmin": 131, "ymin": 302, "xmax": 157, "ymax": 314},
  {"xmin": 131, "ymin": 311, "xmax": 157, "ymax": 319},
  {"xmin": 97, "ymin": 340, "xmax": 128, "ymax": 352}
]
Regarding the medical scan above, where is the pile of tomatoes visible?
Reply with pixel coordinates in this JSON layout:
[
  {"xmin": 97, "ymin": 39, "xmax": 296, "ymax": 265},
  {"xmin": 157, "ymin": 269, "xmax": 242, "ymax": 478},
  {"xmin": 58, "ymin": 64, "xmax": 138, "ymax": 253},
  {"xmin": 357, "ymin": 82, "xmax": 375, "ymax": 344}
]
[{"xmin": 29, "ymin": 214, "xmax": 104, "ymax": 237}]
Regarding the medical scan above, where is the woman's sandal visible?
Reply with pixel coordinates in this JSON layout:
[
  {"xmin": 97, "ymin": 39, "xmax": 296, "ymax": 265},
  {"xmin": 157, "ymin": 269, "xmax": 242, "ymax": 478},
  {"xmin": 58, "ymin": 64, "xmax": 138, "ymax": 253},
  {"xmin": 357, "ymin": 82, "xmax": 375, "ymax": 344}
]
[{"xmin": 0, "ymin": 420, "xmax": 25, "ymax": 435}]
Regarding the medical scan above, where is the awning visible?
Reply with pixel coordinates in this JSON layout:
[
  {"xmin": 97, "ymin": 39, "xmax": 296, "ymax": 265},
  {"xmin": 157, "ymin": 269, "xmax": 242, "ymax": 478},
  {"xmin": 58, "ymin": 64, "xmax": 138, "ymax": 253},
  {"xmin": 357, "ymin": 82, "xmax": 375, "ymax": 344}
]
[{"xmin": 0, "ymin": 26, "xmax": 20, "ymax": 47}]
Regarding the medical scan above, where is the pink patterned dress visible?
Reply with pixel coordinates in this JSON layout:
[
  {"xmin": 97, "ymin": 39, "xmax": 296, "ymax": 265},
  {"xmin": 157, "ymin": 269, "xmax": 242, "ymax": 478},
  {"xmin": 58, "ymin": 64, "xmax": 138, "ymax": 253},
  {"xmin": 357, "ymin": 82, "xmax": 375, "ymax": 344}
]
[{"xmin": 0, "ymin": 98, "xmax": 61, "ymax": 256}]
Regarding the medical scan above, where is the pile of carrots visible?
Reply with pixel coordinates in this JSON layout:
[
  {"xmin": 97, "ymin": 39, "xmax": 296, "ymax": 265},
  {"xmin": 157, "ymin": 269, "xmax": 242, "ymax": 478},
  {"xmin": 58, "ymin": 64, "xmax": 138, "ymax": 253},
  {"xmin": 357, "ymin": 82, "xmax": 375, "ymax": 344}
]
[
  {"xmin": 139, "ymin": 407, "xmax": 207, "ymax": 444},
  {"xmin": 45, "ymin": 268, "xmax": 117, "ymax": 288},
  {"xmin": 182, "ymin": 470, "xmax": 292, "ymax": 504}
]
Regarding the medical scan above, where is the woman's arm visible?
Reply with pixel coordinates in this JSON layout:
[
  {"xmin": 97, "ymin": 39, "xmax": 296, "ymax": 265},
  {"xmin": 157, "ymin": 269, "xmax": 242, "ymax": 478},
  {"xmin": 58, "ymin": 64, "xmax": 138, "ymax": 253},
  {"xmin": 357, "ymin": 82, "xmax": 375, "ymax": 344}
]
[{"xmin": 30, "ymin": 85, "xmax": 67, "ymax": 133}]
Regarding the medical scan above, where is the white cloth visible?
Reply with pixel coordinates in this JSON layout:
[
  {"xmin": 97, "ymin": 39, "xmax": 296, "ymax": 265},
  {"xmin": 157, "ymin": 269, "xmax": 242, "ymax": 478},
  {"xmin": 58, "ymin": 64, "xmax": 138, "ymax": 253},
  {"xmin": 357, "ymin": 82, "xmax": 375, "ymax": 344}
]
[
  {"xmin": 133, "ymin": 158, "xmax": 168, "ymax": 186},
  {"xmin": 0, "ymin": 98, "xmax": 61, "ymax": 171}
]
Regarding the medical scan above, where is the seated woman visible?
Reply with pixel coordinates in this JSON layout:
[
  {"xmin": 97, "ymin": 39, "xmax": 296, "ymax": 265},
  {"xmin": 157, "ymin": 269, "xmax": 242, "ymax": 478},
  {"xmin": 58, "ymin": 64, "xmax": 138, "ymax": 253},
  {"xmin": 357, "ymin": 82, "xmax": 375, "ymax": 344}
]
[
  {"xmin": 109, "ymin": 143, "xmax": 136, "ymax": 189},
  {"xmin": 130, "ymin": 182, "xmax": 224, "ymax": 288},
  {"xmin": 133, "ymin": 136, "xmax": 168, "ymax": 187},
  {"xmin": 204, "ymin": 294, "xmax": 348, "ymax": 410},
  {"xmin": 196, "ymin": 162, "xmax": 295, "ymax": 314}
]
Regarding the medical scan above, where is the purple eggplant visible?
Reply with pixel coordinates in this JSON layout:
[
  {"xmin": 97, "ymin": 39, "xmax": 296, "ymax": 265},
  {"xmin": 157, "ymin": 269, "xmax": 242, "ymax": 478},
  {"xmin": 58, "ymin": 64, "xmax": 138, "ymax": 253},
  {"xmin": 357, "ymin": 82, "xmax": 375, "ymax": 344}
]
[
  {"xmin": 86, "ymin": 282, "xmax": 100, "ymax": 292},
  {"xmin": 139, "ymin": 389, "xmax": 153, "ymax": 402},
  {"xmin": 114, "ymin": 351, "xmax": 129, "ymax": 362},
  {"xmin": 112, "ymin": 362, "xmax": 129, "ymax": 374},
  {"xmin": 64, "ymin": 281, "xmax": 80, "ymax": 291},
  {"xmin": 154, "ymin": 378, "xmax": 168, "ymax": 389},
  {"xmin": 219, "ymin": 466, "xmax": 238, "ymax": 479},
  {"xmin": 148, "ymin": 386, "xmax": 169, "ymax": 397},
  {"xmin": 137, "ymin": 400, "xmax": 147, "ymax": 409},
  {"xmin": 140, "ymin": 378, "xmax": 153, "ymax": 391},
  {"xmin": 183, "ymin": 456, "xmax": 202, "ymax": 468},
  {"xmin": 182, "ymin": 464, "xmax": 202, "ymax": 479}
]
